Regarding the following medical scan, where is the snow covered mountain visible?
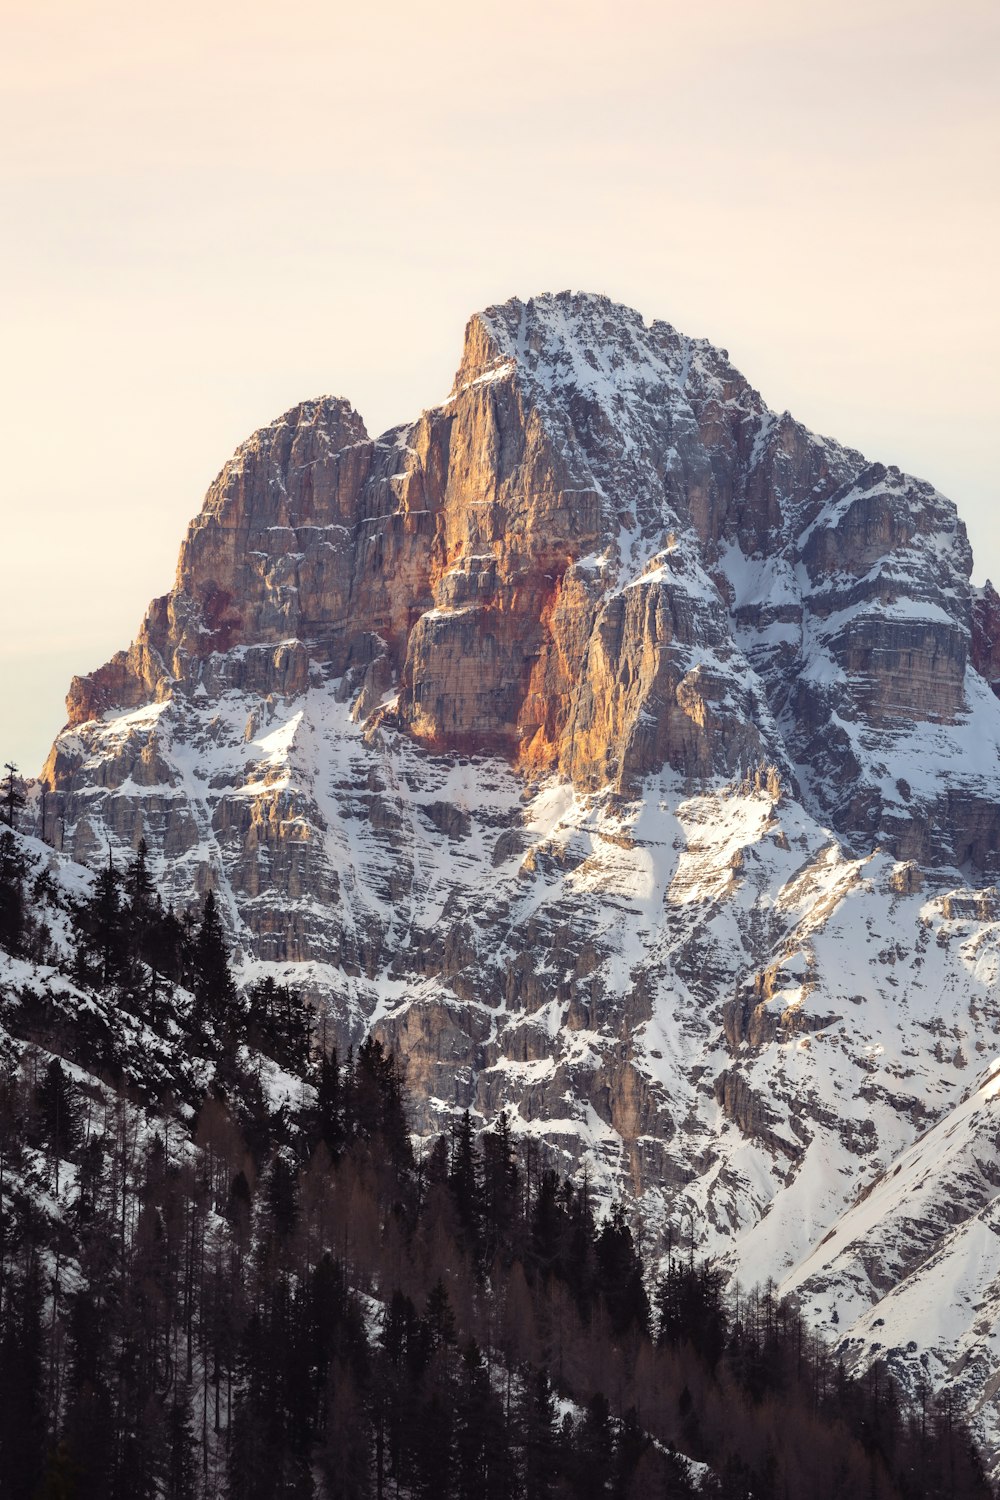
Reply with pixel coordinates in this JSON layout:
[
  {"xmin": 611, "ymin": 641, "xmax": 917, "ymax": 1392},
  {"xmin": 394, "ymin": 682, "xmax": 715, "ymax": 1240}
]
[{"xmin": 26, "ymin": 291, "xmax": 1000, "ymax": 1465}]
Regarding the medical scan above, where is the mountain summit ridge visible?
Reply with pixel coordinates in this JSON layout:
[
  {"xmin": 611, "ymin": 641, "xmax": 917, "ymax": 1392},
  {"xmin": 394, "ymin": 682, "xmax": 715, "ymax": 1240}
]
[
  {"xmin": 27, "ymin": 291, "xmax": 1000, "ymax": 1465},
  {"xmin": 57, "ymin": 290, "xmax": 998, "ymax": 865}
]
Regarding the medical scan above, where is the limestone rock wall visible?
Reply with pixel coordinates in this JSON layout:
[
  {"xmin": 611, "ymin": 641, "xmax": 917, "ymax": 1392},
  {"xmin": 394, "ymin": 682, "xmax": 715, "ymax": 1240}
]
[{"xmin": 53, "ymin": 292, "xmax": 996, "ymax": 871}]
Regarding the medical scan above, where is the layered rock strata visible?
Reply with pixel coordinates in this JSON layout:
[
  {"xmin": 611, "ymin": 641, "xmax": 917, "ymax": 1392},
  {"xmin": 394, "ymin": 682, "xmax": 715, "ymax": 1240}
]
[{"xmin": 58, "ymin": 294, "xmax": 996, "ymax": 872}]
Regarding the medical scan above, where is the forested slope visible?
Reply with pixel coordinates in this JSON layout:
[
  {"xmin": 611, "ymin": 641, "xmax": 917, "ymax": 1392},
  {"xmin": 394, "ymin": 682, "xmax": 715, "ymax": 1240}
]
[{"xmin": 0, "ymin": 823, "xmax": 993, "ymax": 1500}]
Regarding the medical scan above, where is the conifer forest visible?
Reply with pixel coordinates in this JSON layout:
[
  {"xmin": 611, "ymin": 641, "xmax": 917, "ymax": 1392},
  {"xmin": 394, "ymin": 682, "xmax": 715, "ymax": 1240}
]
[{"xmin": 0, "ymin": 822, "xmax": 995, "ymax": 1499}]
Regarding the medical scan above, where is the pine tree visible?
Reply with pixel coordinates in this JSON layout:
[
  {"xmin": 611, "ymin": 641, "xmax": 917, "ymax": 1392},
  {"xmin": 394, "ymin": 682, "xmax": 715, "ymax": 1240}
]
[
  {"xmin": 264, "ymin": 1154, "xmax": 299, "ymax": 1240},
  {"xmin": 126, "ymin": 835, "xmax": 156, "ymax": 916},
  {"xmin": 248, "ymin": 977, "xmax": 312, "ymax": 1070},
  {"xmin": 529, "ymin": 1168, "xmax": 562, "ymax": 1276},
  {"xmin": 36, "ymin": 1058, "xmax": 79, "ymax": 1191},
  {"xmin": 191, "ymin": 889, "xmax": 237, "ymax": 1034},
  {"xmin": 425, "ymin": 1277, "xmax": 458, "ymax": 1352},
  {"xmin": 1, "ymin": 763, "xmax": 25, "ymax": 831},
  {"xmin": 562, "ymin": 1176, "xmax": 597, "ymax": 1311},
  {"xmin": 595, "ymin": 1201, "xmax": 648, "ymax": 1336},
  {"xmin": 354, "ymin": 1037, "xmax": 410, "ymax": 1167},
  {"xmin": 0, "ymin": 830, "xmax": 27, "ymax": 955},
  {"xmin": 449, "ymin": 1110, "xmax": 484, "ymax": 1256},
  {"xmin": 125, "ymin": 837, "xmax": 159, "ymax": 992},
  {"xmin": 453, "ymin": 1339, "xmax": 494, "ymax": 1500},
  {"xmin": 481, "ymin": 1109, "xmax": 519, "ymax": 1263},
  {"xmin": 76, "ymin": 850, "xmax": 128, "ymax": 989},
  {"xmin": 316, "ymin": 1048, "xmax": 345, "ymax": 1157},
  {"xmin": 657, "ymin": 1258, "xmax": 727, "ymax": 1370}
]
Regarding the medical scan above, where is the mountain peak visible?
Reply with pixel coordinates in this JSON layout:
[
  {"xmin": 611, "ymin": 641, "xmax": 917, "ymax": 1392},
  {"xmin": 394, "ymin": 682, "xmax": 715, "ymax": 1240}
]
[
  {"xmin": 55, "ymin": 292, "xmax": 992, "ymax": 861},
  {"xmin": 457, "ymin": 290, "xmax": 688, "ymax": 395},
  {"xmin": 29, "ymin": 294, "xmax": 1000, "ymax": 1467}
]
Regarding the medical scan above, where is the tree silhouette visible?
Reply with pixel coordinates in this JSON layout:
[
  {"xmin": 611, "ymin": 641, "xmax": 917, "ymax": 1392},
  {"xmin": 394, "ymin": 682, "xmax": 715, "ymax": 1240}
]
[
  {"xmin": 0, "ymin": 830, "xmax": 27, "ymax": 954},
  {"xmin": 191, "ymin": 889, "xmax": 237, "ymax": 1033},
  {"xmin": 1, "ymin": 763, "xmax": 25, "ymax": 830}
]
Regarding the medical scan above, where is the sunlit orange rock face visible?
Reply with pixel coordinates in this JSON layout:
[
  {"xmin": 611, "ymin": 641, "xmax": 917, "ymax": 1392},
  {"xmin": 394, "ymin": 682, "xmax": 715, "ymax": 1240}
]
[
  {"xmin": 59, "ymin": 290, "xmax": 996, "ymax": 862},
  {"xmin": 62, "ymin": 314, "xmax": 590, "ymax": 781},
  {"xmin": 63, "ymin": 298, "xmax": 791, "ymax": 798}
]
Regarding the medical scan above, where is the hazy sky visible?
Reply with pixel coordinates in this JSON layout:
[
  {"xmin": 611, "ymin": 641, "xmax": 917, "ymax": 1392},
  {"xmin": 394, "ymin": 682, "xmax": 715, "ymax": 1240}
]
[{"xmin": 2, "ymin": 0, "xmax": 997, "ymax": 776}]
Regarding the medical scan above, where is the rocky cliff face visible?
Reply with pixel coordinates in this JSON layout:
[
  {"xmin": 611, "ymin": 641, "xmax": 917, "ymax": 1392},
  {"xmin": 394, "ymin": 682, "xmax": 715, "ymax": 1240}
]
[{"xmin": 34, "ymin": 292, "xmax": 1000, "ymax": 1467}]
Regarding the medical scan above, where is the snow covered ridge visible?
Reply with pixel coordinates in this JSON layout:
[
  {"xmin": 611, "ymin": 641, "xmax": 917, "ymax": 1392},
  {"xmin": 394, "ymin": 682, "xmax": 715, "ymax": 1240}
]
[{"xmin": 23, "ymin": 290, "xmax": 1000, "ymax": 1469}]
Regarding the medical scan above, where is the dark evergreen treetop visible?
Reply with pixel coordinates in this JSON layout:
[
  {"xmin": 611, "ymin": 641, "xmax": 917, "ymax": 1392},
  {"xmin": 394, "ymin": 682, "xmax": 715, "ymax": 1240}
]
[
  {"xmin": 192, "ymin": 889, "xmax": 237, "ymax": 1027},
  {"xmin": 1, "ymin": 763, "xmax": 25, "ymax": 831}
]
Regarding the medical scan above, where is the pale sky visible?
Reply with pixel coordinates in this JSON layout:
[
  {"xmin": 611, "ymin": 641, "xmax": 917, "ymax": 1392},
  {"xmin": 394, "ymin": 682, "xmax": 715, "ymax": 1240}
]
[{"xmin": 2, "ymin": 0, "xmax": 997, "ymax": 776}]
